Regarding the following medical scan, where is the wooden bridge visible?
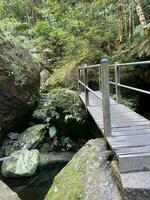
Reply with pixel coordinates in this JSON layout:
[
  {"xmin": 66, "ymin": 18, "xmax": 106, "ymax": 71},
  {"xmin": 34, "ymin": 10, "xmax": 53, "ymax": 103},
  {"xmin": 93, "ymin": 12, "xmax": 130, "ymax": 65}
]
[{"xmin": 78, "ymin": 59, "xmax": 150, "ymax": 173}]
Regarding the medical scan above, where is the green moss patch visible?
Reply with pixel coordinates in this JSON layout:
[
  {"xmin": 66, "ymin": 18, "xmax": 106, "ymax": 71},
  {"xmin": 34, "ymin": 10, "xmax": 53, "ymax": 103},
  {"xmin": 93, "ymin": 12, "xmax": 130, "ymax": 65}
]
[
  {"xmin": 41, "ymin": 59, "xmax": 83, "ymax": 92},
  {"xmin": 45, "ymin": 153, "xmax": 86, "ymax": 200}
]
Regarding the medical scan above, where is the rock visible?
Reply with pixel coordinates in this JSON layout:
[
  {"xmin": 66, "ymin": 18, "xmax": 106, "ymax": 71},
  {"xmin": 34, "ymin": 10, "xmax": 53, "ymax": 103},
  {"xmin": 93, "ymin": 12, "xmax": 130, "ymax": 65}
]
[
  {"xmin": 0, "ymin": 180, "xmax": 21, "ymax": 200},
  {"xmin": 41, "ymin": 60, "xmax": 80, "ymax": 92},
  {"xmin": 2, "ymin": 138, "xmax": 14, "ymax": 146},
  {"xmin": 0, "ymin": 30, "xmax": 40, "ymax": 142},
  {"xmin": 7, "ymin": 132, "xmax": 19, "ymax": 140},
  {"xmin": 2, "ymin": 149, "xmax": 39, "ymax": 178},
  {"xmin": 8, "ymin": 124, "xmax": 46, "ymax": 154},
  {"xmin": 40, "ymin": 69, "xmax": 50, "ymax": 85},
  {"xmin": 45, "ymin": 139, "xmax": 122, "ymax": 200},
  {"xmin": 39, "ymin": 152, "xmax": 74, "ymax": 167},
  {"xmin": 39, "ymin": 142, "xmax": 53, "ymax": 153}
]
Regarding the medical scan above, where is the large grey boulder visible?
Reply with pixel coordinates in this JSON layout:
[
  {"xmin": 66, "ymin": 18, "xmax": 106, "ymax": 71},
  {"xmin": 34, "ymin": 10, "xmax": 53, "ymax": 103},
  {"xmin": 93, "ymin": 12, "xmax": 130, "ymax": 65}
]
[
  {"xmin": 6, "ymin": 124, "xmax": 46, "ymax": 155},
  {"xmin": 0, "ymin": 30, "xmax": 40, "ymax": 142},
  {"xmin": 2, "ymin": 149, "xmax": 40, "ymax": 178},
  {"xmin": 45, "ymin": 139, "xmax": 122, "ymax": 200},
  {"xmin": 0, "ymin": 180, "xmax": 21, "ymax": 200}
]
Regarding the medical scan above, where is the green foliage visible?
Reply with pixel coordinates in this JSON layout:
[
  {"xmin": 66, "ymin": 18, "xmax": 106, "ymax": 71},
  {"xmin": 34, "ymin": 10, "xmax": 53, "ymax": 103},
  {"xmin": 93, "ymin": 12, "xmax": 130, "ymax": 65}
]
[
  {"xmin": 61, "ymin": 137, "xmax": 76, "ymax": 151},
  {"xmin": 0, "ymin": 0, "xmax": 118, "ymax": 70},
  {"xmin": 131, "ymin": 24, "xmax": 150, "ymax": 58},
  {"xmin": 32, "ymin": 88, "xmax": 86, "ymax": 126},
  {"xmin": 49, "ymin": 126, "xmax": 57, "ymax": 138},
  {"xmin": 1, "ymin": 0, "xmax": 150, "ymax": 117}
]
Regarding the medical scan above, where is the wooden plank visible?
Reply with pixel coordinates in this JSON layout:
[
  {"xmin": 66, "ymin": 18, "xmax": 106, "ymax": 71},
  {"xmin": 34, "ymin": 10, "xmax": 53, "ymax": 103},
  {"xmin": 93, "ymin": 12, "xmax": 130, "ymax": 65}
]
[
  {"xmin": 112, "ymin": 128, "xmax": 150, "ymax": 136},
  {"xmin": 112, "ymin": 124, "xmax": 150, "ymax": 132},
  {"xmin": 115, "ymin": 145, "xmax": 150, "ymax": 155},
  {"xmin": 119, "ymin": 153, "xmax": 150, "ymax": 173},
  {"xmin": 107, "ymin": 134, "xmax": 150, "ymax": 148}
]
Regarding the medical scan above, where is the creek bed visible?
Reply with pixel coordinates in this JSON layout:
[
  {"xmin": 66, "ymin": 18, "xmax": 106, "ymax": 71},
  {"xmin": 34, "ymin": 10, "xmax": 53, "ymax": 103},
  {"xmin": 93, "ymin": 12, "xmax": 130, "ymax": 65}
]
[{"xmin": 0, "ymin": 163, "xmax": 66, "ymax": 200}]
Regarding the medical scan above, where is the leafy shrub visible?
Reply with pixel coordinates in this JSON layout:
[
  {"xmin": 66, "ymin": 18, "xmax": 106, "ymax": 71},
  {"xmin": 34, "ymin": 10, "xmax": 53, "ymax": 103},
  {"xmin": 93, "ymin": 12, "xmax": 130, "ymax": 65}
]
[{"xmin": 32, "ymin": 88, "xmax": 86, "ymax": 126}]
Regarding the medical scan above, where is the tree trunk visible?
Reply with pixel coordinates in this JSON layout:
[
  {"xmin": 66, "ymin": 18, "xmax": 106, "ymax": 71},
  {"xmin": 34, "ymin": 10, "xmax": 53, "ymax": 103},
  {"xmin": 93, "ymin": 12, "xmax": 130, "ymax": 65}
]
[
  {"xmin": 117, "ymin": 0, "xmax": 124, "ymax": 46},
  {"xmin": 134, "ymin": 0, "xmax": 146, "ymax": 27},
  {"xmin": 102, "ymin": 0, "xmax": 111, "ymax": 55}
]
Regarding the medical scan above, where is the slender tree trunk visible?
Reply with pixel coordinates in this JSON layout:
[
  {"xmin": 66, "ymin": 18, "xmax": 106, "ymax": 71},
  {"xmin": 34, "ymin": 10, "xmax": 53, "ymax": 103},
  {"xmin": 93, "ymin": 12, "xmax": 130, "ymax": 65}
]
[
  {"xmin": 117, "ymin": 0, "xmax": 124, "ymax": 46},
  {"xmin": 103, "ymin": 0, "xmax": 111, "ymax": 55},
  {"xmin": 134, "ymin": 0, "xmax": 146, "ymax": 27},
  {"xmin": 128, "ymin": 0, "xmax": 132, "ymax": 46}
]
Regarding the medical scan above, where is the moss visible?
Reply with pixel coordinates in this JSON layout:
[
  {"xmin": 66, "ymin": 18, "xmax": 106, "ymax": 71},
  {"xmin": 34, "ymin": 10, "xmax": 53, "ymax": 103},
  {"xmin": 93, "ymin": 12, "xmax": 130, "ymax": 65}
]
[
  {"xmin": 10, "ymin": 63, "xmax": 27, "ymax": 86},
  {"xmin": 45, "ymin": 155, "xmax": 86, "ymax": 200},
  {"xmin": 45, "ymin": 140, "xmax": 105, "ymax": 200},
  {"xmin": 41, "ymin": 58, "xmax": 84, "ymax": 92}
]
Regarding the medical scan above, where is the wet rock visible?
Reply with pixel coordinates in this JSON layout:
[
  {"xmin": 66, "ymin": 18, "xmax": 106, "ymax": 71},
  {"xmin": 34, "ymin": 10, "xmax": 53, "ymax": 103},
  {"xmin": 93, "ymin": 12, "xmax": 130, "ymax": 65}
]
[
  {"xmin": 45, "ymin": 139, "xmax": 122, "ymax": 200},
  {"xmin": 39, "ymin": 152, "xmax": 74, "ymax": 167},
  {"xmin": 8, "ymin": 124, "xmax": 46, "ymax": 154},
  {"xmin": 2, "ymin": 149, "xmax": 39, "ymax": 178},
  {"xmin": 2, "ymin": 138, "xmax": 14, "ymax": 146},
  {"xmin": 0, "ymin": 180, "xmax": 21, "ymax": 200},
  {"xmin": 7, "ymin": 132, "xmax": 19, "ymax": 140},
  {"xmin": 39, "ymin": 142, "xmax": 53, "ymax": 153},
  {"xmin": 0, "ymin": 30, "xmax": 40, "ymax": 142}
]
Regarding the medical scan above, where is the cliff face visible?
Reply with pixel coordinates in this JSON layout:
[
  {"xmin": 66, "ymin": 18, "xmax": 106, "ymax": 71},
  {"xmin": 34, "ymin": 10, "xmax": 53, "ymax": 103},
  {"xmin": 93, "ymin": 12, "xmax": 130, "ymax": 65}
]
[{"xmin": 0, "ymin": 30, "xmax": 40, "ymax": 142}]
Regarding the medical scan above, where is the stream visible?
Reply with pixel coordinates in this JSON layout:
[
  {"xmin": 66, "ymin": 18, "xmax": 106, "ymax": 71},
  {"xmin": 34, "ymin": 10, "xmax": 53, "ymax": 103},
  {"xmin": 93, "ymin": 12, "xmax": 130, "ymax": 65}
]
[{"xmin": 0, "ymin": 163, "xmax": 66, "ymax": 200}]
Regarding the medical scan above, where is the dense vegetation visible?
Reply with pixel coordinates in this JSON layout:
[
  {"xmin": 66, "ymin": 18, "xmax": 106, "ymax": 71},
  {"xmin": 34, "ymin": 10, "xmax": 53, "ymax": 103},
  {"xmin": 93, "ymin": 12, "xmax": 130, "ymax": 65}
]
[
  {"xmin": 0, "ymin": 0, "xmax": 150, "ymax": 117},
  {"xmin": 1, "ymin": 0, "xmax": 150, "ymax": 67}
]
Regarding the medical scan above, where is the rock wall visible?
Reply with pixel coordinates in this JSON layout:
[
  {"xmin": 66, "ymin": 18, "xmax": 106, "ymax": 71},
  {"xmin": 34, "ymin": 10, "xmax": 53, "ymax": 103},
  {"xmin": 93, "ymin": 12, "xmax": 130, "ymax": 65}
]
[{"xmin": 0, "ymin": 30, "xmax": 40, "ymax": 142}]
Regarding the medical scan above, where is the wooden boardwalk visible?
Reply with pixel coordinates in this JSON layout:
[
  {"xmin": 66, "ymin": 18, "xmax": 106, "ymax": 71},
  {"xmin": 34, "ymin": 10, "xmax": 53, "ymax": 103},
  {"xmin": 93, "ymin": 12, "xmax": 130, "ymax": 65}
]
[
  {"xmin": 78, "ymin": 59, "xmax": 150, "ymax": 173},
  {"xmin": 80, "ymin": 91, "xmax": 150, "ymax": 173}
]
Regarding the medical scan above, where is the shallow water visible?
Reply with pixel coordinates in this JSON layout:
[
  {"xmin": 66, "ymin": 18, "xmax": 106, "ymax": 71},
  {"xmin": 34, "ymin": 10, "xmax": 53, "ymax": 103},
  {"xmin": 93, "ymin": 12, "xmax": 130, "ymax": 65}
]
[{"xmin": 0, "ymin": 163, "xmax": 65, "ymax": 200}]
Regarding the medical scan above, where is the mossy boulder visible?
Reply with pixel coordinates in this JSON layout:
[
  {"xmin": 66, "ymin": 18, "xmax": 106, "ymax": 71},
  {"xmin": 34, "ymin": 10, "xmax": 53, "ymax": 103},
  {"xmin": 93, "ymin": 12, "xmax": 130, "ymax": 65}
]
[
  {"xmin": 45, "ymin": 139, "xmax": 122, "ymax": 200},
  {"xmin": 0, "ymin": 30, "xmax": 40, "ymax": 141},
  {"xmin": 32, "ymin": 89, "xmax": 87, "ymax": 138},
  {"xmin": 5, "ymin": 124, "xmax": 46, "ymax": 155},
  {"xmin": 41, "ymin": 60, "xmax": 81, "ymax": 92},
  {"xmin": 2, "ymin": 149, "xmax": 40, "ymax": 178}
]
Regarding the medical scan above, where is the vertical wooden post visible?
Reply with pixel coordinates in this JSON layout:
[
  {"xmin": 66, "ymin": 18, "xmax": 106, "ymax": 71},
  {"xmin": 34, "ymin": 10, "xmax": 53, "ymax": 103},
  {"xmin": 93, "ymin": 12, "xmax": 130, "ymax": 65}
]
[
  {"xmin": 101, "ymin": 58, "xmax": 111, "ymax": 137},
  {"xmin": 84, "ymin": 64, "xmax": 89, "ymax": 106},
  {"xmin": 115, "ymin": 63, "xmax": 121, "ymax": 103},
  {"xmin": 98, "ymin": 66, "xmax": 102, "ymax": 92},
  {"xmin": 77, "ymin": 66, "xmax": 81, "ymax": 94}
]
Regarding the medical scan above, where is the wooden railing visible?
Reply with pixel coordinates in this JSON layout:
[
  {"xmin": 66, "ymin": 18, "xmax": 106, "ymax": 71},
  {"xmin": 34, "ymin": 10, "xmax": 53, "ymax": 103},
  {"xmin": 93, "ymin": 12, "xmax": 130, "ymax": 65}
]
[{"xmin": 77, "ymin": 59, "xmax": 150, "ymax": 137}]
